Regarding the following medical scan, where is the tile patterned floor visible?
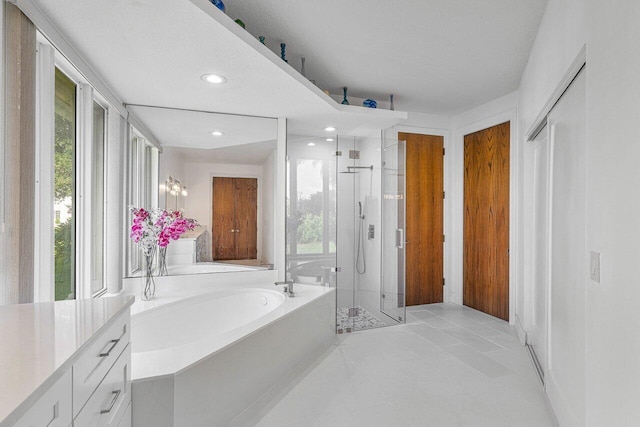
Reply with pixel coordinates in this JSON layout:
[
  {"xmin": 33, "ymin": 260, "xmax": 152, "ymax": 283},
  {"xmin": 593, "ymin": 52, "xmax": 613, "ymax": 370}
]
[
  {"xmin": 255, "ymin": 303, "xmax": 557, "ymax": 427},
  {"xmin": 336, "ymin": 306, "xmax": 387, "ymax": 333}
]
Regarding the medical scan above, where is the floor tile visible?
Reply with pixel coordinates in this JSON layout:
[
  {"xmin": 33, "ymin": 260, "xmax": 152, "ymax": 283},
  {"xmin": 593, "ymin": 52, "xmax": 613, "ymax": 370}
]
[
  {"xmin": 256, "ymin": 303, "xmax": 555, "ymax": 427},
  {"xmin": 440, "ymin": 326, "xmax": 504, "ymax": 352},
  {"xmin": 443, "ymin": 343, "xmax": 516, "ymax": 378}
]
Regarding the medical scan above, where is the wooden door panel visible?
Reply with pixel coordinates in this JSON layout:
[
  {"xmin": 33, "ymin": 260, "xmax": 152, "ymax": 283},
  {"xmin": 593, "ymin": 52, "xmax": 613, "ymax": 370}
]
[
  {"xmin": 234, "ymin": 178, "xmax": 258, "ymax": 259},
  {"xmin": 401, "ymin": 132, "xmax": 444, "ymax": 306},
  {"xmin": 463, "ymin": 122, "xmax": 510, "ymax": 320},
  {"xmin": 212, "ymin": 177, "xmax": 236, "ymax": 260}
]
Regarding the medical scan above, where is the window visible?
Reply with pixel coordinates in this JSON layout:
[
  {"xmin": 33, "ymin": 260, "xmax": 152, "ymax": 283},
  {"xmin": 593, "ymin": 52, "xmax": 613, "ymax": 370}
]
[
  {"xmin": 288, "ymin": 156, "xmax": 336, "ymax": 256},
  {"xmin": 127, "ymin": 129, "xmax": 159, "ymax": 275},
  {"xmin": 36, "ymin": 37, "xmax": 113, "ymax": 301},
  {"xmin": 90, "ymin": 101, "xmax": 106, "ymax": 295},
  {"xmin": 54, "ymin": 68, "xmax": 76, "ymax": 301}
]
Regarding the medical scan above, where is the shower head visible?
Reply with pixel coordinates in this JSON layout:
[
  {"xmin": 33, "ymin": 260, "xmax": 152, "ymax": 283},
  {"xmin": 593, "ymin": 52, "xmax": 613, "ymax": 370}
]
[{"xmin": 358, "ymin": 201, "xmax": 362, "ymax": 218}]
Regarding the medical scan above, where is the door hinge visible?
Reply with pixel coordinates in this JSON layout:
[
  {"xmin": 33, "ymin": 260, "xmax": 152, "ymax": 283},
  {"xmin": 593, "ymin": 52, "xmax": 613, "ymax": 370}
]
[
  {"xmin": 443, "ymin": 234, "xmax": 445, "ymax": 242},
  {"xmin": 443, "ymin": 148, "xmax": 446, "ymax": 156},
  {"xmin": 443, "ymin": 191, "xmax": 445, "ymax": 199},
  {"xmin": 443, "ymin": 278, "xmax": 446, "ymax": 287}
]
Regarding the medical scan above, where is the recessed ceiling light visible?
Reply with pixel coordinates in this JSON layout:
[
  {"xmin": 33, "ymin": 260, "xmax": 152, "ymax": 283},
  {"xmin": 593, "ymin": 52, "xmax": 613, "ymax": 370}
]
[
  {"xmin": 201, "ymin": 73, "xmax": 227, "ymax": 84},
  {"xmin": 324, "ymin": 126, "xmax": 336, "ymax": 132},
  {"xmin": 326, "ymin": 138, "xmax": 334, "ymax": 142},
  {"xmin": 307, "ymin": 142, "xmax": 316, "ymax": 147},
  {"xmin": 210, "ymin": 130, "xmax": 225, "ymax": 136}
]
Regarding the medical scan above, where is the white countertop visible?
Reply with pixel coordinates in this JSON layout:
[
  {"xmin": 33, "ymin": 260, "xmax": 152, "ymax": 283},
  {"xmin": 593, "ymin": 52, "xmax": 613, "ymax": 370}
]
[
  {"xmin": 178, "ymin": 226, "xmax": 206, "ymax": 240},
  {"xmin": 0, "ymin": 295, "xmax": 135, "ymax": 426}
]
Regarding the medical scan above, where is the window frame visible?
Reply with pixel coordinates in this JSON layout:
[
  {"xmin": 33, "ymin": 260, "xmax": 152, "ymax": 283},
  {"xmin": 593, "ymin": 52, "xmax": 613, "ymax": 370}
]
[
  {"xmin": 34, "ymin": 33, "xmax": 111, "ymax": 301},
  {"xmin": 126, "ymin": 126, "xmax": 159, "ymax": 277}
]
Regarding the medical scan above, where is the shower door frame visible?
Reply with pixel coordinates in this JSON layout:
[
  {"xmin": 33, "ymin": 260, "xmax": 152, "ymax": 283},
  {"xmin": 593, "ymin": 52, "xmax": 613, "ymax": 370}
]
[{"xmin": 380, "ymin": 137, "xmax": 407, "ymax": 323}]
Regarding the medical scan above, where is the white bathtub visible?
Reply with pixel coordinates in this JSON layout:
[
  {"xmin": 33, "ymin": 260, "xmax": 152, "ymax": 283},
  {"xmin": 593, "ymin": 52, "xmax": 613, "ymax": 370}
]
[
  {"xmin": 130, "ymin": 282, "xmax": 335, "ymax": 427},
  {"xmin": 132, "ymin": 288, "xmax": 284, "ymax": 353}
]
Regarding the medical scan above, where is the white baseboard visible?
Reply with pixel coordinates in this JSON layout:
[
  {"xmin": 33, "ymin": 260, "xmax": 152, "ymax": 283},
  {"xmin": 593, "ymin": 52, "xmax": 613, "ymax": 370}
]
[{"xmin": 514, "ymin": 314, "xmax": 528, "ymax": 345}]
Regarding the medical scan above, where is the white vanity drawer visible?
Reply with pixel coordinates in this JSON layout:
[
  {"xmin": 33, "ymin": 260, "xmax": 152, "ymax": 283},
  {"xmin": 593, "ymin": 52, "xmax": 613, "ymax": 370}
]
[
  {"xmin": 73, "ymin": 311, "xmax": 130, "ymax": 417},
  {"xmin": 74, "ymin": 344, "xmax": 131, "ymax": 427},
  {"xmin": 115, "ymin": 402, "xmax": 131, "ymax": 427},
  {"xmin": 14, "ymin": 370, "xmax": 72, "ymax": 427}
]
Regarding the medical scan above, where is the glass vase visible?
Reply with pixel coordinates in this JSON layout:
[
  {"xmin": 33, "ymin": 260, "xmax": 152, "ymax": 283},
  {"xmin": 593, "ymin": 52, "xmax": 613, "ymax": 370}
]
[
  {"xmin": 158, "ymin": 247, "xmax": 168, "ymax": 276},
  {"xmin": 142, "ymin": 247, "xmax": 156, "ymax": 301}
]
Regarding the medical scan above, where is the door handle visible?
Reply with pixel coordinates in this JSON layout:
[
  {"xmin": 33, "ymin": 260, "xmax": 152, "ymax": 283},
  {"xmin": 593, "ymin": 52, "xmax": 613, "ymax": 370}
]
[{"xmin": 396, "ymin": 229, "xmax": 404, "ymax": 248}]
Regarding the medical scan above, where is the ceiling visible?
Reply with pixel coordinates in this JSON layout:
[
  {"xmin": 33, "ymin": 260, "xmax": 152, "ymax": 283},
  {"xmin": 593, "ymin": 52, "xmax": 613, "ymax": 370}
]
[
  {"xmin": 23, "ymin": 0, "xmax": 547, "ymax": 150},
  {"xmin": 170, "ymin": 140, "xmax": 277, "ymax": 165},
  {"xmin": 226, "ymin": 0, "xmax": 549, "ymax": 114},
  {"xmin": 127, "ymin": 106, "xmax": 277, "ymax": 150}
]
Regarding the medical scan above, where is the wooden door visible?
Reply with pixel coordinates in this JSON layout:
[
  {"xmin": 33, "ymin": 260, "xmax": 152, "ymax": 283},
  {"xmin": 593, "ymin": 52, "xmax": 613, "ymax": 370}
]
[
  {"xmin": 212, "ymin": 177, "xmax": 258, "ymax": 260},
  {"xmin": 212, "ymin": 177, "xmax": 236, "ymax": 260},
  {"xmin": 463, "ymin": 122, "xmax": 510, "ymax": 320},
  {"xmin": 233, "ymin": 178, "xmax": 258, "ymax": 259},
  {"xmin": 401, "ymin": 132, "xmax": 444, "ymax": 306}
]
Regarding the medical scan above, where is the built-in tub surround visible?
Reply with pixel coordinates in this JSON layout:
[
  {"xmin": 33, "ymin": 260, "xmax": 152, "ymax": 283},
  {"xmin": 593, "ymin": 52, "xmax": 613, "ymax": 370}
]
[{"xmin": 127, "ymin": 277, "xmax": 335, "ymax": 426}]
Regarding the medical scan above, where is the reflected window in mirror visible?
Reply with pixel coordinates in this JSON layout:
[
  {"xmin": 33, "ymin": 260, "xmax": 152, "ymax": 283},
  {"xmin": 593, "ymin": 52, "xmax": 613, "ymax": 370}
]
[{"xmin": 127, "ymin": 127, "xmax": 159, "ymax": 276}]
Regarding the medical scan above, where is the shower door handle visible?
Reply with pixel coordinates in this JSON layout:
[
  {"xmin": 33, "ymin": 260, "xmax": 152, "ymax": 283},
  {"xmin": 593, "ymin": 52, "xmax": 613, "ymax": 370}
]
[{"xmin": 396, "ymin": 229, "xmax": 404, "ymax": 248}]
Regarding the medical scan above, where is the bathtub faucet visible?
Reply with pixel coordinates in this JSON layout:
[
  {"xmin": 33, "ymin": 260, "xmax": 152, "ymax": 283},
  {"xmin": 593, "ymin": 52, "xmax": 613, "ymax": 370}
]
[{"xmin": 274, "ymin": 280, "xmax": 295, "ymax": 297}]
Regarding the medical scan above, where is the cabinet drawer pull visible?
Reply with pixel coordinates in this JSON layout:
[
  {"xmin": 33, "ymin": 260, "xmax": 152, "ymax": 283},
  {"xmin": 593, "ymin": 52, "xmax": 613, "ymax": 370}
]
[
  {"xmin": 100, "ymin": 390, "xmax": 121, "ymax": 414},
  {"xmin": 45, "ymin": 401, "xmax": 59, "ymax": 427},
  {"xmin": 99, "ymin": 339, "xmax": 120, "ymax": 357}
]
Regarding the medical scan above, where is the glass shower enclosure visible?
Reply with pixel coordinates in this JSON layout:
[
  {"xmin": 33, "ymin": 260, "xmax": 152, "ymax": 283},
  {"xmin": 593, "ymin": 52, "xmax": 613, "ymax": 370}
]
[{"xmin": 286, "ymin": 134, "xmax": 406, "ymax": 333}]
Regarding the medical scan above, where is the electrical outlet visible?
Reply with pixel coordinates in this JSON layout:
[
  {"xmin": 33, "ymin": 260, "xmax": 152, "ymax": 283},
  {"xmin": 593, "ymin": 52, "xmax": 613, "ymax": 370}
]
[{"xmin": 590, "ymin": 251, "xmax": 600, "ymax": 283}]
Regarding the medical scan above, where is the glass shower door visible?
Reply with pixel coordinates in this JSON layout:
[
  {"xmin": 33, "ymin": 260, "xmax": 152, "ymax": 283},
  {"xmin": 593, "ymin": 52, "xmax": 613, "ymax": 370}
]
[{"xmin": 381, "ymin": 138, "xmax": 406, "ymax": 323}]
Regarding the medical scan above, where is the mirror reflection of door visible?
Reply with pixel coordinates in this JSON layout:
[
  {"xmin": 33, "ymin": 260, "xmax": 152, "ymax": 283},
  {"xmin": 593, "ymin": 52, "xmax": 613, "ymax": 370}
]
[{"xmin": 212, "ymin": 177, "xmax": 258, "ymax": 261}]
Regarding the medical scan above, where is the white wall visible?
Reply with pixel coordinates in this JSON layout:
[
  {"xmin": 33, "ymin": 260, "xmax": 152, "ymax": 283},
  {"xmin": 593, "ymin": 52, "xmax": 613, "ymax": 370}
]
[
  {"xmin": 518, "ymin": 0, "xmax": 586, "ymax": 136},
  {"xmin": 0, "ymin": 0, "xmax": 6, "ymax": 304},
  {"xmin": 584, "ymin": 2, "xmax": 640, "ymax": 425},
  {"xmin": 158, "ymin": 147, "xmax": 185, "ymax": 211},
  {"xmin": 517, "ymin": 0, "xmax": 640, "ymax": 424}
]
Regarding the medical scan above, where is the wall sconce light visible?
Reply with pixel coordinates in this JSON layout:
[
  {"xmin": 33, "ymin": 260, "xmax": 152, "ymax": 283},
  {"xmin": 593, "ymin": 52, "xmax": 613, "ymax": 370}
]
[{"xmin": 166, "ymin": 176, "xmax": 188, "ymax": 198}]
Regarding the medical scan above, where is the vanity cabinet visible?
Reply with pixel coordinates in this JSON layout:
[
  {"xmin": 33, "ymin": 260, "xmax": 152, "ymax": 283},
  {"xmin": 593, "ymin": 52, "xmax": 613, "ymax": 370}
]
[
  {"xmin": 73, "ymin": 311, "xmax": 130, "ymax": 419},
  {"xmin": 13, "ymin": 371, "xmax": 72, "ymax": 427},
  {"xmin": 0, "ymin": 296, "xmax": 134, "ymax": 427},
  {"xmin": 74, "ymin": 345, "xmax": 131, "ymax": 426}
]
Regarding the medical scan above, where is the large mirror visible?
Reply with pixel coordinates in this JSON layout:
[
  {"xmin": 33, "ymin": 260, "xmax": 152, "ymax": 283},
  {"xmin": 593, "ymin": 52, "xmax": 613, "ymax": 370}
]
[{"xmin": 126, "ymin": 106, "xmax": 278, "ymax": 277}]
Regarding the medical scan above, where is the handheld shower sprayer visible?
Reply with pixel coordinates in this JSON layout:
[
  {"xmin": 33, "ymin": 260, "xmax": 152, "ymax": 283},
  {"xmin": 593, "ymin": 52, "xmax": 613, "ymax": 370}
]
[{"xmin": 358, "ymin": 201, "xmax": 364, "ymax": 220}]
